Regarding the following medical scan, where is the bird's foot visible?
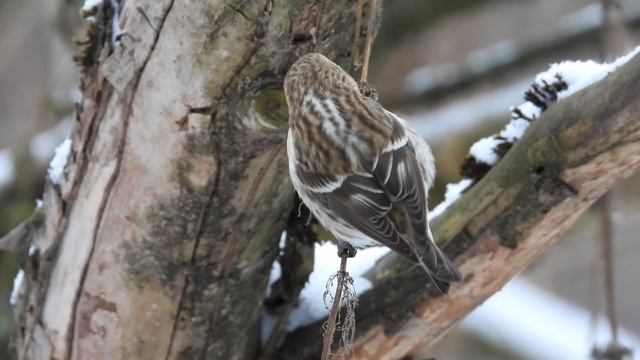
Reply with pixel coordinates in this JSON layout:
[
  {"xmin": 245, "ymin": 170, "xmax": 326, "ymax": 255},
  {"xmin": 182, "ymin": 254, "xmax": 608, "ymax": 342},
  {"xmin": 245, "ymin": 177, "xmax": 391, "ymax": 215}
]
[
  {"xmin": 358, "ymin": 82, "xmax": 378, "ymax": 100},
  {"xmin": 337, "ymin": 241, "xmax": 357, "ymax": 258}
]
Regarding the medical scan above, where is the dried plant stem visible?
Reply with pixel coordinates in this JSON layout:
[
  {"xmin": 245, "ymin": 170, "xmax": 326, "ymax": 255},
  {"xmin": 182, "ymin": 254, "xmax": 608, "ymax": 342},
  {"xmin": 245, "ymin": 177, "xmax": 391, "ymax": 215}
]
[
  {"xmin": 599, "ymin": 194, "xmax": 619, "ymax": 343},
  {"xmin": 360, "ymin": 0, "xmax": 377, "ymax": 82},
  {"xmin": 353, "ymin": 0, "xmax": 364, "ymax": 68},
  {"xmin": 597, "ymin": 0, "xmax": 626, "ymax": 348},
  {"xmin": 321, "ymin": 256, "xmax": 348, "ymax": 360},
  {"xmin": 322, "ymin": 2, "xmax": 377, "ymax": 357}
]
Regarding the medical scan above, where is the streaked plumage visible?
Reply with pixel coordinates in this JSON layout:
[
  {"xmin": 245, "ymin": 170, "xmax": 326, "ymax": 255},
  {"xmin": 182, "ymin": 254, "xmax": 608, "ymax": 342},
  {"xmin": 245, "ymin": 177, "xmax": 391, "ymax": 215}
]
[{"xmin": 284, "ymin": 53, "xmax": 461, "ymax": 289}]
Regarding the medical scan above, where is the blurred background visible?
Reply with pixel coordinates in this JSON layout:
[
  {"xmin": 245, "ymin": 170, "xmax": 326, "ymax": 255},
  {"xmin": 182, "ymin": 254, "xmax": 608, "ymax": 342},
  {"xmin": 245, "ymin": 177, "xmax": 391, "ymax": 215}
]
[{"xmin": 1, "ymin": 0, "xmax": 639, "ymax": 359}]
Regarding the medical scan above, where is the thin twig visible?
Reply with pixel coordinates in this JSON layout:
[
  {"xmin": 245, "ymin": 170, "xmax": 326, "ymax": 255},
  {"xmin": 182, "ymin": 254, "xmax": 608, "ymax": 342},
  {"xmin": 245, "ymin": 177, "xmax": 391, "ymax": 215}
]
[
  {"xmin": 588, "ymin": 232, "xmax": 603, "ymax": 346},
  {"xmin": 360, "ymin": 0, "xmax": 378, "ymax": 82},
  {"xmin": 599, "ymin": 194, "xmax": 619, "ymax": 343},
  {"xmin": 600, "ymin": 0, "xmax": 633, "ymax": 60},
  {"xmin": 353, "ymin": 0, "xmax": 364, "ymax": 68},
  {"xmin": 597, "ymin": 0, "xmax": 628, "ymax": 349},
  {"xmin": 321, "ymin": 256, "xmax": 348, "ymax": 360},
  {"xmin": 318, "ymin": 3, "xmax": 378, "ymax": 356}
]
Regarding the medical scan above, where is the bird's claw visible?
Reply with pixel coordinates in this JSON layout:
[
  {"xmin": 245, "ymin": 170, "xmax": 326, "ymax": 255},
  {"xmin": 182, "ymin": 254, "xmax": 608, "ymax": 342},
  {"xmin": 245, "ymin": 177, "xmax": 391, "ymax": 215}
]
[
  {"xmin": 337, "ymin": 241, "xmax": 357, "ymax": 258},
  {"xmin": 357, "ymin": 81, "xmax": 378, "ymax": 100}
]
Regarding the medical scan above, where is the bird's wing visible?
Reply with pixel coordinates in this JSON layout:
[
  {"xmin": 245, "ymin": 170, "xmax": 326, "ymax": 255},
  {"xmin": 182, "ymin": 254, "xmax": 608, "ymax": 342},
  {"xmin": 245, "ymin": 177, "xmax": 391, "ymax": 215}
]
[
  {"xmin": 375, "ymin": 140, "xmax": 429, "ymax": 243},
  {"xmin": 364, "ymin": 100, "xmax": 432, "ymax": 246},
  {"xmin": 384, "ymin": 101, "xmax": 467, "ymax": 279},
  {"xmin": 374, "ymin": 137, "xmax": 461, "ymax": 282},
  {"xmin": 293, "ymin": 114, "xmax": 434, "ymax": 264},
  {"xmin": 387, "ymin": 111, "xmax": 436, "ymax": 189},
  {"xmin": 298, "ymin": 168, "xmax": 416, "ymax": 259},
  {"xmin": 372, "ymin": 115, "xmax": 461, "ymax": 283}
]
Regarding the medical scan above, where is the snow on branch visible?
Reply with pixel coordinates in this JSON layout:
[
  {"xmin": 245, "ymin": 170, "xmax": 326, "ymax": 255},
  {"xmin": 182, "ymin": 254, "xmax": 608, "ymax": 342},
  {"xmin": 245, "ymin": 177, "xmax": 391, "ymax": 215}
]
[
  {"xmin": 48, "ymin": 138, "xmax": 72, "ymax": 185},
  {"xmin": 435, "ymin": 45, "xmax": 640, "ymax": 218},
  {"xmin": 82, "ymin": 0, "xmax": 102, "ymax": 11},
  {"xmin": 10, "ymin": 269, "xmax": 25, "ymax": 306},
  {"xmin": 81, "ymin": 0, "xmax": 123, "ymax": 45}
]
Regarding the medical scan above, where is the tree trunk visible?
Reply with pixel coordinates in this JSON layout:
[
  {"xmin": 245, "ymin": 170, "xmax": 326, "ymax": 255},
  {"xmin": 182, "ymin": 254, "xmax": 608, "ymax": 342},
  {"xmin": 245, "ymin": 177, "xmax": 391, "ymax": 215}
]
[{"xmin": 8, "ymin": 1, "xmax": 365, "ymax": 359}]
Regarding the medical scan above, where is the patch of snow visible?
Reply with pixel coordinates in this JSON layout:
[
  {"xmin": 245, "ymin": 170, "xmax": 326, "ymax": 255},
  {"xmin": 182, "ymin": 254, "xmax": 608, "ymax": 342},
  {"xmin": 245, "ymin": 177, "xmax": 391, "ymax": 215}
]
[
  {"xmin": 500, "ymin": 118, "xmax": 530, "ymax": 142},
  {"xmin": 484, "ymin": 45, "xmax": 640, "ymax": 154},
  {"xmin": 430, "ymin": 179, "xmax": 472, "ymax": 219},
  {"xmin": 110, "ymin": 0, "xmax": 123, "ymax": 45},
  {"xmin": 285, "ymin": 242, "xmax": 389, "ymax": 332},
  {"xmin": 261, "ymin": 256, "xmax": 282, "ymax": 343},
  {"xmin": 264, "ymin": 231, "xmax": 288, "ymax": 299},
  {"xmin": 431, "ymin": 46, "xmax": 640, "ymax": 216},
  {"xmin": 35, "ymin": 199, "xmax": 43, "ymax": 209},
  {"xmin": 408, "ymin": 47, "xmax": 640, "ymax": 143},
  {"xmin": 82, "ymin": 0, "xmax": 102, "ymax": 10},
  {"xmin": 30, "ymin": 118, "xmax": 72, "ymax": 163},
  {"xmin": 260, "ymin": 231, "xmax": 297, "ymax": 342},
  {"xmin": 460, "ymin": 277, "xmax": 640, "ymax": 360},
  {"xmin": 537, "ymin": 45, "xmax": 640, "ymax": 100},
  {"xmin": 469, "ymin": 136, "xmax": 502, "ymax": 165},
  {"xmin": 266, "ymin": 261, "xmax": 282, "ymax": 298},
  {"xmin": 495, "ymin": 45, "xmax": 640, "ymax": 146},
  {"xmin": 48, "ymin": 138, "xmax": 72, "ymax": 185},
  {"xmin": 28, "ymin": 246, "xmax": 38, "ymax": 256},
  {"xmin": 279, "ymin": 231, "xmax": 287, "ymax": 252},
  {"xmin": 9, "ymin": 270, "xmax": 25, "ymax": 306},
  {"xmin": 612, "ymin": 44, "xmax": 640, "ymax": 67},
  {"xmin": 266, "ymin": 231, "xmax": 288, "ymax": 297},
  {"xmin": 0, "ymin": 148, "xmax": 15, "ymax": 188},
  {"xmin": 515, "ymin": 102, "xmax": 542, "ymax": 121}
]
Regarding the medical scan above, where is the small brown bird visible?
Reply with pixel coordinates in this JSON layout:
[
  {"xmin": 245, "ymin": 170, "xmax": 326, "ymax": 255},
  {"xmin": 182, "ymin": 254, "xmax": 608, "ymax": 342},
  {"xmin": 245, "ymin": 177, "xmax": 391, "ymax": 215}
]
[{"xmin": 284, "ymin": 53, "xmax": 461, "ymax": 290}]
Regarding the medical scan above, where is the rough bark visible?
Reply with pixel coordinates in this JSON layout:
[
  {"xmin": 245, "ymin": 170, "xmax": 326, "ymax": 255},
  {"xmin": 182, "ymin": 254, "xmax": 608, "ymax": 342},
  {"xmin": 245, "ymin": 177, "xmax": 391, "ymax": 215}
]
[
  {"xmin": 276, "ymin": 54, "xmax": 640, "ymax": 359},
  {"xmin": 7, "ymin": 1, "xmax": 367, "ymax": 359}
]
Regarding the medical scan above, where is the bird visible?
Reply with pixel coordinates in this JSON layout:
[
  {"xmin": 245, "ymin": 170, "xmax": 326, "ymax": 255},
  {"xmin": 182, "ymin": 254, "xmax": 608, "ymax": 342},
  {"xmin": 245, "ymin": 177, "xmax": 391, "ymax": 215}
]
[{"xmin": 284, "ymin": 53, "xmax": 462, "ymax": 291}]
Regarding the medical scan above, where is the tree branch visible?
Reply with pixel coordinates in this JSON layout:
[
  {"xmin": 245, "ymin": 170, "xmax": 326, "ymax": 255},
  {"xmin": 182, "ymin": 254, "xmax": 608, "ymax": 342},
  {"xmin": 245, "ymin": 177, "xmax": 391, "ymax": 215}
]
[{"xmin": 276, "ymin": 54, "xmax": 640, "ymax": 359}]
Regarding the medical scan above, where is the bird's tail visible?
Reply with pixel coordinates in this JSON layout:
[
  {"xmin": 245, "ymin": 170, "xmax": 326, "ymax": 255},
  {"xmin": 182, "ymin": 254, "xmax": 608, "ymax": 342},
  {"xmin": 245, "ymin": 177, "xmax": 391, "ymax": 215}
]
[{"xmin": 412, "ymin": 233, "xmax": 462, "ymax": 293}]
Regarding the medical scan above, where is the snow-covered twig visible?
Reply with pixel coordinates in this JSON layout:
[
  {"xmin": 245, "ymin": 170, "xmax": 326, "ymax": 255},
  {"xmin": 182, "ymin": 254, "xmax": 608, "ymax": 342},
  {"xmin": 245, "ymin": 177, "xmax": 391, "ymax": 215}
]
[{"xmin": 435, "ymin": 46, "xmax": 640, "ymax": 218}]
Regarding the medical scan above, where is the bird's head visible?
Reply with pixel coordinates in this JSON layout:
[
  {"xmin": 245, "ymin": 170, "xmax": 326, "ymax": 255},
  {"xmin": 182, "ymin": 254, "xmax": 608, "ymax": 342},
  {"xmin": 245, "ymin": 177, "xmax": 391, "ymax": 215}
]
[{"xmin": 283, "ymin": 53, "xmax": 359, "ymax": 116}]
